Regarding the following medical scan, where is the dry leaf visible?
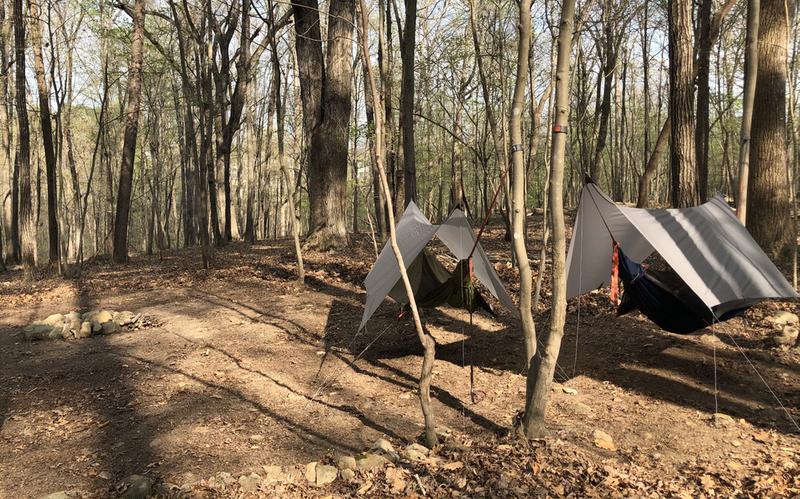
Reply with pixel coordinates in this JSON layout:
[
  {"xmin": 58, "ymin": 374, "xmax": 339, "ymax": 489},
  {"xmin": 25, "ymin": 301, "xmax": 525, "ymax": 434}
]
[
  {"xmin": 443, "ymin": 461, "xmax": 464, "ymax": 470},
  {"xmin": 753, "ymin": 431, "xmax": 772, "ymax": 443},
  {"xmin": 594, "ymin": 439, "xmax": 617, "ymax": 451},
  {"xmin": 357, "ymin": 480, "xmax": 372, "ymax": 495}
]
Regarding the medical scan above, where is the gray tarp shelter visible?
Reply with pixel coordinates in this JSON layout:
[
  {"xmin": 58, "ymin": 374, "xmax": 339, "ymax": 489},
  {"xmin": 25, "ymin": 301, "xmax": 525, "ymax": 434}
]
[
  {"xmin": 566, "ymin": 182, "xmax": 798, "ymax": 317},
  {"xmin": 359, "ymin": 202, "xmax": 520, "ymax": 331}
]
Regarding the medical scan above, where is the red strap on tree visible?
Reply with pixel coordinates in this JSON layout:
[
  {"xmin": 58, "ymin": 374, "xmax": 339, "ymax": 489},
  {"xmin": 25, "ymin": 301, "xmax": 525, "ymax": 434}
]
[{"xmin": 609, "ymin": 241, "xmax": 621, "ymax": 306}]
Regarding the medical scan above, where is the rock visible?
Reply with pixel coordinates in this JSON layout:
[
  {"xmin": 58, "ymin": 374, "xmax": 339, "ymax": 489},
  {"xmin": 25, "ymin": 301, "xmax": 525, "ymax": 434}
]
[
  {"xmin": 406, "ymin": 443, "xmax": 430, "ymax": 456},
  {"xmin": 752, "ymin": 351, "xmax": 773, "ymax": 362},
  {"xmin": 566, "ymin": 403, "xmax": 593, "ymax": 415},
  {"xmin": 48, "ymin": 326, "xmax": 63, "ymax": 340},
  {"xmin": 354, "ymin": 453, "xmax": 389, "ymax": 470},
  {"xmin": 340, "ymin": 469, "xmax": 356, "ymax": 480},
  {"xmin": 81, "ymin": 310, "xmax": 98, "ymax": 320},
  {"xmin": 371, "ymin": 438, "xmax": 400, "ymax": 462},
  {"xmin": 23, "ymin": 324, "xmax": 56, "ymax": 341},
  {"xmin": 40, "ymin": 492, "xmax": 81, "ymax": 499},
  {"xmin": 713, "ymin": 413, "xmax": 735, "ymax": 426},
  {"xmin": 61, "ymin": 323, "xmax": 73, "ymax": 340},
  {"xmin": 153, "ymin": 483, "xmax": 179, "ymax": 497},
  {"xmin": 337, "ymin": 456, "xmax": 356, "ymax": 471},
  {"xmin": 84, "ymin": 310, "xmax": 113, "ymax": 324},
  {"xmin": 262, "ymin": 466, "xmax": 281, "ymax": 483},
  {"xmin": 315, "ymin": 464, "xmax": 338, "ymax": 485},
  {"xmin": 98, "ymin": 471, "xmax": 113, "ymax": 480},
  {"xmin": 770, "ymin": 311, "xmax": 798, "ymax": 325},
  {"xmin": 43, "ymin": 313, "xmax": 65, "ymax": 326},
  {"xmin": 210, "ymin": 472, "xmax": 235, "ymax": 488},
  {"xmin": 114, "ymin": 311, "xmax": 136, "ymax": 326},
  {"xmin": 398, "ymin": 392, "xmax": 412, "ymax": 399},
  {"xmin": 78, "ymin": 322, "xmax": 92, "ymax": 338},
  {"xmin": 238, "ymin": 473, "xmax": 262, "ymax": 492},
  {"xmin": 249, "ymin": 434, "xmax": 265, "ymax": 443},
  {"xmin": 405, "ymin": 449, "xmax": 426, "ymax": 461},
  {"xmin": 772, "ymin": 326, "xmax": 798, "ymax": 346},
  {"xmin": 592, "ymin": 430, "xmax": 613, "ymax": 443},
  {"xmin": 305, "ymin": 462, "xmax": 317, "ymax": 483},
  {"xmin": 118, "ymin": 475, "xmax": 152, "ymax": 499},
  {"xmin": 91, "ymin": 321, "xmax": 102, "ymax": 335},
  {"xmin": 101, "ymin": 321, "xmax": 121, "ymax": 335}
]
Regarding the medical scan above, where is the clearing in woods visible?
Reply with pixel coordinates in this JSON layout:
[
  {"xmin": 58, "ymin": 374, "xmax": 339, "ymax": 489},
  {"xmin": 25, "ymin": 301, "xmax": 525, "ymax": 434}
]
[{"xmin": 0, "ymin": 216, "xmax": 799, "ymax": 498}]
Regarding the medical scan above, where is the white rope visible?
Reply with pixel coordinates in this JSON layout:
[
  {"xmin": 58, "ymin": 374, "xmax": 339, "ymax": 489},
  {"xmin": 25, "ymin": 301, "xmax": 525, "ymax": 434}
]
[
  {"xmin": 714, "ymin": 316, "xmax": 800, "ymax": 433},
  {"xmin": 305, "ymin": 324, "xmax": 391, "ymax": 409}
]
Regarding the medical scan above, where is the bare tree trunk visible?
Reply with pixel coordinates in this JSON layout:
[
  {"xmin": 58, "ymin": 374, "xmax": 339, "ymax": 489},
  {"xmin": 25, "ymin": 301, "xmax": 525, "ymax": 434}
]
[
  {"xmin": 112, "ymin": 0, "xmax": 145, "ymax": 264},
  {"xmin": 637, "ymin": 0, "xmax": 736, "ymax": 207},
  {"xmin": 747, "ymin": 0, "xmax": 795, "ymax": 258},
  {"xmin": 28, "ymin": 0, "xmax": 58, "ymax": 267},
  {"xmin": 359, "ymin": 0, "xmax": 437, "ymax": 448},
  {"xmin": 400, "ymin": 0, "xmax": 416, "ymax": 208},
  {"xmin": 737, "ymin": 0, "xmax": 759, "ymax": 223},
  {"xmin": 14, "ymin": 0, "xmax": 34, "ymax": 281},
  {"xmin": 521, "ymin": 0, "xmax": 572, "ymax": 438},
  {"xmin": 293, "ymin": 0, "xmax": 354, "ymax": 252},
  {"xmin": 0, "ymin": 0, "xmax": 12, "ymax": 267},
  {"xmin": 669, "ymin": 0, "xmax": 699, "ymax": 208},
  {"xmin": 270, "ymin": 0, "xmax": 304, "ymax": 283},
  {"xmin": 695, "ymin": 0, "xmax": 713, "ymax": 202},
  {"xmin": 510, "ymin": 0, "xmax": 535, "ymax": 373}
]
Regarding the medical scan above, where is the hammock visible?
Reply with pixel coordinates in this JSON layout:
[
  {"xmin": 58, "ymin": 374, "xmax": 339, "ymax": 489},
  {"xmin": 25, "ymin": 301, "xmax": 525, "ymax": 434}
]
[{"xmin": 615, "ymin": 246, "xmax": 745, "ymax": 334}]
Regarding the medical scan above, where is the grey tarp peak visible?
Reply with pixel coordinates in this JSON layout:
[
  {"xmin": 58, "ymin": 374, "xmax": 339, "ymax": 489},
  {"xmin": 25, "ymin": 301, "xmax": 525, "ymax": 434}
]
[
  {"xmin": 566, "ymin": 183, "xmax": 798, "ymax": 317},
  {"xmin": 359, "ymin": 202, "xmax": 520, "ymax": 332}
]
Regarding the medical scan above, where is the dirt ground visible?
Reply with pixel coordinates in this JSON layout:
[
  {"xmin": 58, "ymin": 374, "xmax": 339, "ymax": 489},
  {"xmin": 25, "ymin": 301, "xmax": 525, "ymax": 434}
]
[{"xmin": 1, "ymin": 216, "xmax": 799, "ymax": 498}]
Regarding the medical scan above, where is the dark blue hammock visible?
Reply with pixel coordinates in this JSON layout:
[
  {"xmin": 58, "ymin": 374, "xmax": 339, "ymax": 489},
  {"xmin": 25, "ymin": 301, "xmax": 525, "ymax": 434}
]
[{"xmin": 615, "ymin": 246, "xmax": 745, "ymax": 334}]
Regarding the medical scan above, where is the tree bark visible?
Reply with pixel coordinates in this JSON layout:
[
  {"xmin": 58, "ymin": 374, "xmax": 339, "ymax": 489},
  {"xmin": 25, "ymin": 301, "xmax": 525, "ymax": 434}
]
[
  {"xmin": 0, "ymin": 0, "xmax": 12, "ymax": 266},
  {"xmin": 293, "ymin": 0, "xmax": 355, "ymax": 252},
  {"xmin": 270, "ymin": 0, "xmax": 304, "ymax": 282},
  {"xmin": 400, "ymin": 0, "xmax": 417, "ymax": 208},
  {"xmin": 695, "ymin": 0, "xmax": 713, "ymax": 202},
  {"xmin": 637, "ymin": 0, "xmax": 736, "ymax": 207},
  {"xmin": 28, "ymin": 0, "xmax": 59, "ymax": 267},
  {"xmin": 14, "ymin": 0, "xmax": 35, "ymax": 281},
  {"xmin": 358, "ymin": 0, "xmax": 437, "ymax": 447},
  {"xmin": 510, "ymin": 0, "xmax": 535, "ymax": 372},
  {"xmin": 737, "ymin": 0, "xmax": 759, "ymax": 224},
  {"xmin": 112, "ymin": 0, "xmax": 145, "ymax": 264},
  {"xmin": 747, "ymin": 0, "xmax": 794, "ymax": 258},
  {"xmin": 521, "ymin": 0, "xmax": 573, "ymax": 438},
  {"xmin": 669, "ymin": 0, "xmax": 698, "ymax": 208}
]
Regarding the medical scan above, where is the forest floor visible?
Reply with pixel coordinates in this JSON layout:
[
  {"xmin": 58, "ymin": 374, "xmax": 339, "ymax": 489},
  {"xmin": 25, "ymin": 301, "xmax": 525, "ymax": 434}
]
[{"xmin": 0, "ymin": 213, "xmax": 799, "ymax": 498}]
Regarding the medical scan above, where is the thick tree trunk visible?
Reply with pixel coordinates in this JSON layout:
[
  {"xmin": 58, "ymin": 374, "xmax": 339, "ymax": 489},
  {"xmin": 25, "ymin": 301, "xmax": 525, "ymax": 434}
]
[
  {"xmin": 747, "ymin": 0, "xmax": 794, "ymax": 258},
  {"xmin": 669, "ymin": 0, "xmax": 698, "ymax": 208},
  {"xmin": 521, "ymin": 0, "xmax": 573, "ymax": 439},
  {"xmin": 294, "ymin": 0, "xmax": 355, "ymax": 252},
  {"xmin": 112, "ymin": 0, "xmax": 145, "ymax": 264}
]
